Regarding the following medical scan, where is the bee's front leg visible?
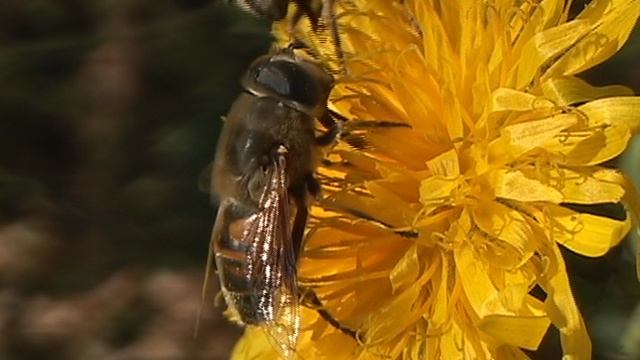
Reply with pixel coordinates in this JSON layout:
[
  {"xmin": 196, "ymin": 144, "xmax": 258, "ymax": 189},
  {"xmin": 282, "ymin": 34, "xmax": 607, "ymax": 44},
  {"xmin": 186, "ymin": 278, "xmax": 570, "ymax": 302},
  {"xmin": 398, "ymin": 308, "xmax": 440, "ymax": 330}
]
[
  {"xmin": 315, "ymin": 110, "xmax": 342, "ymax": 146},
  {"xmin": 289, "ymin": 182, "xmax": 310, "ymax": 262}
]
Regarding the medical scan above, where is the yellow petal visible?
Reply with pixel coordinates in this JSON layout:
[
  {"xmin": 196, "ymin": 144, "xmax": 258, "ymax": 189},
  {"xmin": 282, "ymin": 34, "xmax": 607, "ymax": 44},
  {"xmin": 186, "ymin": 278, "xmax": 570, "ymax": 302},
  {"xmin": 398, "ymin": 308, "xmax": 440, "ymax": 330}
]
[
  {"xmin": 231, "ymin": 327, "xmax": 279, "ymax": 360},
  {"xmin": 368, "ymin": 181, "xmax": 417, "ymax": 220},
  {"xmin": 495, "ymin": 284, "xmax": 530, "ymax": 314},
  {"xmin": 493, "ymin": 166, "xmax": 626, "ymax": 205},
  {"xmin": 313, "ymin": 331, "xmax": 358, "ymax": 359},
  {"xmin": 579, "ymin": 97, "xmax": 640, "ymax": 131},
  {"xmin": 493, "ymin": 346, "xmax": 533, "ymax": 360},
  {"xmin": 538, "ymin": 242, "xmax": 592, "ymax": 359},
  {"xmin": 428, "ymin": 252, "xmax": 449, "ymax": 329},
  {"xmin": 419, "ymin": 176, "xmax": 461, "ymax": 206},
  {"xmin": 544, "ymin": 204, "xmax": 631, "ymax": 257},
  {"xmin": 540, "ymin": 97, "xmax": 640, "ymax": 166},
  {"xmin": 365, "ymin": 128, "xmax": 444, "ymax": 170},
  {"xmin": 328, "ymin": 182, "xmax": 416, "ymax": 229},
  {"xmin": 478, "ymin": 314, "xmax": 550, "ymax": 350},
  {"xmin": 489, "ymin": 113, "xmax": 578, "ymax": 160},
  {"xmin": 455, "ymin": 242, "xmax": 498, "ymax": 318},
  {"xmin": 492, "ymin": 169, "xmax": 564, "ymax": 203},
  {"xmin": 389, "ymin": 244, "xmax": 420, "ymax": 293},
  {"xmin": 490, "ymin": 88, "xmax": 555, "ymax": 113},
  {"xmin": 456, "ymin": 228, "xmax": 549, "ymax": 352},
  {"xmin": 440, "ymin": 321, "xmax": 466, "ymax": 360},
  {"xmin": 543, "ymin": 119, "xmax": 633, "ymax": 166},
  {"xmin": 471, "ymin": 201, "xmax": 536, "ymax": 254},
  {"xmin": 374, "ymin": 166, "xmax": 423, "ymax": 203},
  {"xmin": 472, "ymin": 232, "xmax": 528, "ymax": 270},
  {"xmin": 437, "ymin": 314, "xmax": 492, "ymax": 360},
  {"xmin": 388, "ymin": 49, "xmax": 444, "ymax": 134},
  {"xmin": 540, "ymin": 76, "xmax": 633, "ymax": 106},
  {"xmin": 426, "ymin": 148, "xmax": 460, "ymax": 177},
  {"xmin": 444, "ymin": 90, "xmax": 466, "ymax": 142},
  {"xmin": 366, "ymin": 261, "xmax": 431, "ymax": 344},
  {"xmin": 552, "ymin": 167, "xmax": 626, "ymax": 204},
  {"xmin": 402, "ymin": 321, "xmax": 430, "ymax": 360},
  {"xmin": 512, "ymin": 0, "xmax": 568, "ymax": 50},
  {"xmin": 516, "ymin": 20, "xmax": 592, "ymax": 88},
  {"xmin": 546, "ymin": 0, "xmax": 640, "ymax": 77}
]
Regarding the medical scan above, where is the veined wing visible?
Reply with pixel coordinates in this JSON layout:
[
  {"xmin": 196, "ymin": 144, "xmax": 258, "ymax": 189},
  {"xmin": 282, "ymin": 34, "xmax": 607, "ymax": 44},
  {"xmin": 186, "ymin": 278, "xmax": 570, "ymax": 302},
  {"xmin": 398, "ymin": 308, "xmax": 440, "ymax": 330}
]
[
  {"xmin": 243, "ymin": 145, "xmax": 301, "ymax": 358},
  {"xmin": 198, "ymin": 197, "xmax": 232, "ymax": 336},
  {"xmin": 201, "ymin": 145, "xmax": 301, "ymax": 357}
]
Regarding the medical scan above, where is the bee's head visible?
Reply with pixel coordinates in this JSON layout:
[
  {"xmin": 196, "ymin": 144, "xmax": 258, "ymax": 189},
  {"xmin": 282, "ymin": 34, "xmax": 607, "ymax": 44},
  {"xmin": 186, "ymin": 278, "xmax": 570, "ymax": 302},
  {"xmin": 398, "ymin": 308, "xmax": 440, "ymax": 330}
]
[{"xmin": 241, "ymin": 50, "xmax": 334, "ymax": 117}]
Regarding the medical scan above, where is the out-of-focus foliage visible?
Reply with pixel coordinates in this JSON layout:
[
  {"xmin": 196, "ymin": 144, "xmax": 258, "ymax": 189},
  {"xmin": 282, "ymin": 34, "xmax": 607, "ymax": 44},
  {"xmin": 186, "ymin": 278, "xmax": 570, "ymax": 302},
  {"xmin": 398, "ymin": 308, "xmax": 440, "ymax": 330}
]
[
  {"xmin": 0, "ymin": 0, "xmax": 272, "ymax": 358},
  {"xmin": 0, "ymin": 0, "xmax": 637, "ymax": 359}
]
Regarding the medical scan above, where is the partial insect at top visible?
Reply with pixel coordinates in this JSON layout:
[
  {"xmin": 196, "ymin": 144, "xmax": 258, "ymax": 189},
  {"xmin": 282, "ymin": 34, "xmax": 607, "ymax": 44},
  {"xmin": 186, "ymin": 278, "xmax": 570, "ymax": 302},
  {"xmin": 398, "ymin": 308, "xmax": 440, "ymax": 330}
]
[
  {"xmin": 233, "ymin": 0, "xmax": 326, "ymax": 25},
  {"xmin": 232, "ymin": 0, "xmax": 345, "ymax": 70}
]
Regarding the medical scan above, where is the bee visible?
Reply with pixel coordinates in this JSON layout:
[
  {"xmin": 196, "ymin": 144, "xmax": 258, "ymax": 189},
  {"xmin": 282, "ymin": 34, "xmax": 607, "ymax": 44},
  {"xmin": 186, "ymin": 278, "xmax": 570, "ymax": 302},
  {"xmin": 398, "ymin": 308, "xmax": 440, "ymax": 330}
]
[{"xmin": 202, "ymin": 46, "xmax": 340, "ymax": 357}]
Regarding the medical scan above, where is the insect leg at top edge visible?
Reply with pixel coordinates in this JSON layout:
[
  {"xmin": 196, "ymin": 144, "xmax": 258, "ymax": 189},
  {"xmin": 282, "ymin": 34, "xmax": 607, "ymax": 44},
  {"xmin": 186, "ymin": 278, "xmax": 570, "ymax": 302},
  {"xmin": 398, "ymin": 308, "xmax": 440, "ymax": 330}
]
[
  {"xmin": 230, "ymin": 0, "xmax": 348, "ymax": 74},
  {"xmin": 319, "ymin": 0, "xmax": 347, "ymax": 73}
]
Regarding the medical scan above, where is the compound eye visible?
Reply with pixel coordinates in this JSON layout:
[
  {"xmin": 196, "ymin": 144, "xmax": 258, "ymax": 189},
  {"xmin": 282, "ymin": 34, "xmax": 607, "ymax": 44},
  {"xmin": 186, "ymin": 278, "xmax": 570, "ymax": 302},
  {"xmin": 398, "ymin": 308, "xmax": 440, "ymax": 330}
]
[
  {"xmin": 255, "ymin": 63, "xmax": 292, "ymax": 99},
  {"xmin": 255, "ymin": 60, "xmax": 320, "ymax": 108}
]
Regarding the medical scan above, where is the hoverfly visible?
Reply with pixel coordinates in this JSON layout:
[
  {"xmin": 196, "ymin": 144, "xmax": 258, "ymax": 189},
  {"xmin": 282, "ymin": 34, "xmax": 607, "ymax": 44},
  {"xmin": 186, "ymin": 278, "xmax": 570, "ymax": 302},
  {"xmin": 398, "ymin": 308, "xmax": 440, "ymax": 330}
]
[{"xmin": 202, "ymin": 46, "xmax": 342, "ymax": 357}]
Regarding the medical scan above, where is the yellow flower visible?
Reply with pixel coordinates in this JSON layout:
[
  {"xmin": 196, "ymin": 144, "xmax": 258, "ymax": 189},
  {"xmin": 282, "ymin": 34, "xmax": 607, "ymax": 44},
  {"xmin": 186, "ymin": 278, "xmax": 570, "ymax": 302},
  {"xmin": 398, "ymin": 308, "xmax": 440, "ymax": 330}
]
[{"xmin": 232, "ymin": 0, "xmax": 640, "ymax": 359}]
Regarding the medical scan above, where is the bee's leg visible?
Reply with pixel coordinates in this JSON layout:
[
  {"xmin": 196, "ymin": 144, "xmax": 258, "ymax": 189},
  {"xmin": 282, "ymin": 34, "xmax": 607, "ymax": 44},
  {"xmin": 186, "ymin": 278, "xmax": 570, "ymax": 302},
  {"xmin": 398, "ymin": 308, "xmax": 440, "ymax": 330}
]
[
  {"xmin": 289, "ymin": 179, "xmax": 311, "ymax": 262},
  {"xmin": 318, "ymin": 108, "xmax": 338, "ymax": 129},
  {"xmin": 328, "ymin": 111, "xmax": 413, "ymax": 150},
  {"xmin": 292, "ymin": 0, "xmax": 320, "ymax": 30},
  {"xmin": 300, "ymin": 287, "xmax": 360, "ymax": 340},
  {"xmin": 315, "ymin": 110, "xmax": 342, "ymax": 146},
  {"xmin": 291, "ymin": 204, "xmax": 308, "ymax": 262},
  {"xmin": 290, "ymin": 194, "xmax": 309, "ymax": 262},
  {"xmin": 290, "ymin": 171, "xmax": 323, "ymax": 260},
  {"xmin": 305, "ymin": 173, "xmax": 321, "ymax": 199},
  {"xmin": 317, "ymin": 109, "xmax": 369, "ymax": 149},
  {"xmin": 288, "ymin": 6, "xmax": 305, "ymax": 34},
  {"xmin": 315, "ymin": 125, "xmax": 340, "ymax": 146},
  {"xmin": 286, "ymin": 38, "xmax": 327, "ymax": 66},
  {"xmin": 322, "ymin": 0, "xmax": 346, "ymax": 72}
]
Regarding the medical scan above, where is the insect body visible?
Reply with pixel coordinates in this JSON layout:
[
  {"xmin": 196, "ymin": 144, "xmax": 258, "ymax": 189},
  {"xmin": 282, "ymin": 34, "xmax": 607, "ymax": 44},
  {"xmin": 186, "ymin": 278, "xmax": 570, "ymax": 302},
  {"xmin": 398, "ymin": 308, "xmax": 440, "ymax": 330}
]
[
  {"xmin": 233, "ymin": 0, "xmax": 345, "ymax": 68},
  {"xmin": 234, "ymin": 0, "xmax": 333, "ymax": 26},
  {"xmin": 204, "ymin": 48, "xmax": 337, "ymax": 357}
]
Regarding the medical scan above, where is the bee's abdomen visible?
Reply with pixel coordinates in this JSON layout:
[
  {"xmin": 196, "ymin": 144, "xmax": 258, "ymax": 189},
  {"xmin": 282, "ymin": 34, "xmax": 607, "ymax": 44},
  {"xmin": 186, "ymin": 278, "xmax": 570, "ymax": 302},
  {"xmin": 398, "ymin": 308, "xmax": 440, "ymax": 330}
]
[
  {"xmin": 216, "ymin": 253, "xmax": 266, "ymax": 324},
  {"xmin": 216, "ymin": 255, "xmax": 264, "ymax": 324},
  {"xmin": 214, "ymin": 206, "xmax": 266, "ymax": 325}
]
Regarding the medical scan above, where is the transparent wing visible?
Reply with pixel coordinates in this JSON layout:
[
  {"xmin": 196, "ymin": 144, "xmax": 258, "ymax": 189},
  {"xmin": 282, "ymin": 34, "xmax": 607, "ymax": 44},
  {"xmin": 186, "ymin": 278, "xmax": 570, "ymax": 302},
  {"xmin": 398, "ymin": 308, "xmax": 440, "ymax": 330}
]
[
  {"xmin": 197, "ymin": 197, "xmax": 234, "ymax": 336},
  {"xmin": 242, "ymin": 147, "xmax": 301, "ymax": 358}
]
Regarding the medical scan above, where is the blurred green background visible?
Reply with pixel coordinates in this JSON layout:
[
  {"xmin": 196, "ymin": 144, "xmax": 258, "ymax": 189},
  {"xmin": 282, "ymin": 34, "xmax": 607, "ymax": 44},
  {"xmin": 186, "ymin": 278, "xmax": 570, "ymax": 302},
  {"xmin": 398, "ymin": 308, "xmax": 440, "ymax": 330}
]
[
  {"xmin": 0, "ymin": 1, "xmax": 270, "ymax": 359},
  {"xmin": 0, "ymin": 1, "xmax": 638, "ymax": 359}
]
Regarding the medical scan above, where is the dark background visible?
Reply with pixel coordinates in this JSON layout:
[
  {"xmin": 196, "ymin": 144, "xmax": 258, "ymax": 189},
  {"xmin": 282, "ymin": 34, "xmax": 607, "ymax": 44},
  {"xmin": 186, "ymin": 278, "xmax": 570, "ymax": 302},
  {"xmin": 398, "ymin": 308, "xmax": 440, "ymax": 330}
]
[{"xmin": 0, "ymin": 1, "xmax": 638, "ymax": 359}]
